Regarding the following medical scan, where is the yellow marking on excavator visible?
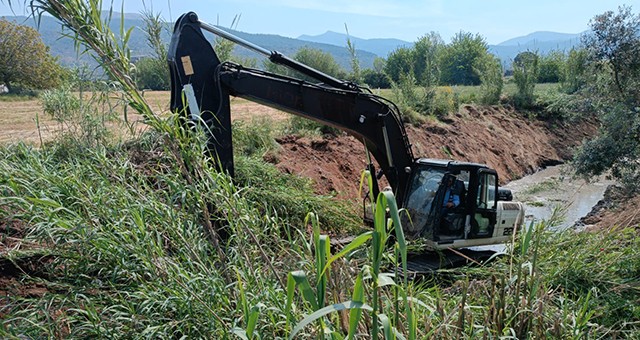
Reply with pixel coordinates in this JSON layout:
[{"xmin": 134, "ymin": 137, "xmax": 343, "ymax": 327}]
[{"xmin": 181, "ymin": 56, "xmax": 194, "ymax": 75}]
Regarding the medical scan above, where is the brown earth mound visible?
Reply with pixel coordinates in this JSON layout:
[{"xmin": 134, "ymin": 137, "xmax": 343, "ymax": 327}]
[
  {"xmin": 578, "ymin": 185, "xmax": 640, "ymax": 229},
  {"xmin": 274, "ymin": 104, "xmax": 597, "ymax": 200}
]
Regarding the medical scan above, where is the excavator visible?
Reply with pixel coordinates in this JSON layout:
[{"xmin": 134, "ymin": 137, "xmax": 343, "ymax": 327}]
[{"xmin": 167, "ymin": 12, "xmax": 525, "ymax": 271}]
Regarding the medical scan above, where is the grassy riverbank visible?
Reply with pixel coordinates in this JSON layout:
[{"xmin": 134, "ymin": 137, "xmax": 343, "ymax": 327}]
[{"xmin": 1, "ymin": 123, "xmax": 638, "ymax": 338}]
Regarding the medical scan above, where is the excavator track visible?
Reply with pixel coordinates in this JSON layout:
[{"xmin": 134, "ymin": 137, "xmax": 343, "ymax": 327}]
[
  {"xmin": 403, "ymin": 249, "xmax": 498, "ymax": 276},
  {"xmin": 334, "ymin": 237, "xmax": 500, "ymax": 276}
]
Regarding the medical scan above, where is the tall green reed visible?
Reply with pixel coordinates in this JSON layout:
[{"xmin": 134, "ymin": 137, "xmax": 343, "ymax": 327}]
[{"xmin": 284, "ymin": 185, "xmax": 414, "ymax": 339}]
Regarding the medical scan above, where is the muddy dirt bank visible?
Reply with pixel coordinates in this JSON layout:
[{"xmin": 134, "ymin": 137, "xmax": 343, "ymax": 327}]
[
  {"xmin": 273, "ymin": 104, "xmax": 597, "ymax": 201},
  {"xmin": 577, "ymin": 185, "xmax": 640, "ymax": 229}
]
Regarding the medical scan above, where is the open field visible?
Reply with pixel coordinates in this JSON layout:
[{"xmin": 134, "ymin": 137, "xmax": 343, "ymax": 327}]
[{"xmin": 0, "ymin": 91, "xmax": 289, "ymax": 145}]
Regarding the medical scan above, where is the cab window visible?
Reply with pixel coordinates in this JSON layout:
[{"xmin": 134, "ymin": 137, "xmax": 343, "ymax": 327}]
[
  {"xmin": 476, "ymin": 172, "xmax": 497, "ymax": 210},
  {"xmin": 403, "ymin": 168, "xmax": 445, "ymax": 231}
]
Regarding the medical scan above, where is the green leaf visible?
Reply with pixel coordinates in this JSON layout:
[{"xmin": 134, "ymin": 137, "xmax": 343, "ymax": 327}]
[
  {"xmin": 378, "ymin": 313, "xmax": 393, "ymax": 339},
  {"xmin": 359, "ymin": 169, "xmax": 375, "ymax": 204},
  {"xmin": 377, "ymin": 273, "xmax": 396, "ymax": 287},
  {"xmin": 230, "ymin": 327, "xmax": 249, "ymax": 340},
  {"xmin": 521, "ymin": 221, "xmax": 535, "ymax": 256},
  {"xmin": 378, "ymin": 313, "xmax": 407, "ymax": 340},
  {"xmin": 289, "ymin": 301, "xmax": 372, "ymax": 340},
  {"xmin": 347, "ymin": 273, "xmax": 365, "ymax": 340},
  {"xmin": 236, "ymin": 270, "xmax": 249, "ymax": 320},
  {"xmin": 285, "ymin": 272, "xmax": 296, "ymax": 330},
  {"xmin": 317, "ymin": 234, "xmax": 330, "ymax": 308},
  {"xmin": 291, "ymin": 270, "xmax": 319, "ymax": 311},
  {"xmin": 123, "ymin": 26, "xmax": 135, "ymax": 46},
  {"xmin": 246, "ymin": 304, "xmax": 261, "ymax": 339},
  {"xmin": 321, "ymin": 231, "xmax": 372, "ymax": 278}
]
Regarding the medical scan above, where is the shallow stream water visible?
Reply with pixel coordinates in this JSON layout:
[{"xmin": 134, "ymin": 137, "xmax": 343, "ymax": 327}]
[{"xmin": 504, "ymin": 164, "xmax": 614, "ymax": 229}]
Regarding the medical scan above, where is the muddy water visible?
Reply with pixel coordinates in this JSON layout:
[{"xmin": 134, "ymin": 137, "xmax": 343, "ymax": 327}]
[
  {"xmin": 504, "ymin": 165, "xmax": 615, "ymax": 229},
  {"xmin": 472, "ymin": 165, "xmax": 613, "ymax": 253}
]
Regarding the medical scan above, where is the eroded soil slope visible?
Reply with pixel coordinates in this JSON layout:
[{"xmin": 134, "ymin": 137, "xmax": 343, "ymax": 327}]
[
  {"xmin": 579, "ymin": 186, "xmax": 640, "ymax": 229},
  {"xmin": 274, "ymin": 104, "xmax": 596, "ymax": 200}
]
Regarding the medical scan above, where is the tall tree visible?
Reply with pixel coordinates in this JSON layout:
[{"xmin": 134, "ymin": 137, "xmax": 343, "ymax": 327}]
[
  {"xmin": 0, "ymin": 19, "xmax": 62, "ymax": 92},
  {"xmin": 362, "ymin": 57, "xmax": 390, "ymax": 88},
  {"xmin": 438, "ymin": 31, "xmax": 489, "ymax": 85},
  {"xmin": 512, "ymin": 51, "xmax": 539, "ymax": 107},
  {"xmin": 476, "ymin": 53, "xmax": 504, "ymax": 105},
  {"xmin": 264, "ymin": 46, "xmax": 345, "ymax": 82},
  {"xmin": 561, "ymin": 48, "xmax": 588, "ymax": 94},
  {"xmin": 574, "ymin": 5, "xmax": 640, "ymax": 190},
  {"xmin": 412, "ymin": 32, "xmax": 443, "ymax": 87},
  {"xmin": 582, "ymin": 5, "xmax": 640, "ymax": 103},
  {"xmin": 384, "ymin": 47, "xmax": 414, "ymax": 83},
  {"xmin": 537, "ymin": 50, "xmax": 565, "ymax": 83}
]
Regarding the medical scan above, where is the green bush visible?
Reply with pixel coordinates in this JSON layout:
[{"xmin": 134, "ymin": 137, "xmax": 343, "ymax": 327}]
[
  {"xmin": 40, "ymin": 86, "xmax": 81, "ymax": 122},
  {"xmin": 537, "ymin": 50, "xmax": 565, "ymax": 83},
  {"xmin": 390, "ymin": 73, "xmax": 427, "ymax": 125},
  {"xmin": 285, "ymin": 116, "xmax": 341, "ymax": 136},
  {"xmin": 362, "ymin": 69, "xmax": 391, "ymax": 88},
  {"xmin": 561, "ymin": 48, "xmax": 588, "ymax": 94},
  {"xmin": 476, "ymin": 54, "xmax": 504, "ymax": 105},
  {"xmin": 232, "ymin": 118, "xmax": 280, "ymax": 157},
  {"xmin": 432, "ymin": 86, "xmax": 458, "ymax": 118},
  {"xmin": 40, "ymin": 85, "xmax": 116, "ymax": 147},
  {"xmin": 512, "ymin": 51, "xmax": 539, "ymax": 108},
  {"xmin": 135, "ymin": 57, "xmax": 169, "ymax": 90}
]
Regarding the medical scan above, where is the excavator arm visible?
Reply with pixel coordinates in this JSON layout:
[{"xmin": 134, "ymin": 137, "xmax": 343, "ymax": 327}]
[{"xmin": 168, "ymin": 12, "xmax": 415, "ymax": 201}]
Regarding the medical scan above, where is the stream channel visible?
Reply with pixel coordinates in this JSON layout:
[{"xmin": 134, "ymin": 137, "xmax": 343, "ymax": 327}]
[
  {"xmin": 504, "ymin": 164, "xmax": 614, "ymax": 230},
  {"xmin": 473, "ymin": 164, "xmax": 614, "ymax": 253}
]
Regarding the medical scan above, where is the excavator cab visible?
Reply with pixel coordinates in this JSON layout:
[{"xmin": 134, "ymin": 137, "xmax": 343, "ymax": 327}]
[{"xmin": 402, "ymin": 159, "xmax": 517, "ymax": 249}]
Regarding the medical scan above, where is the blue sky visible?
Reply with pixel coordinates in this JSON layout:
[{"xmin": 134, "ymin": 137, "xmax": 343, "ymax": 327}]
[{"xmin": 1, "ymin": 0, "xmax": 638, "ymax": 44}]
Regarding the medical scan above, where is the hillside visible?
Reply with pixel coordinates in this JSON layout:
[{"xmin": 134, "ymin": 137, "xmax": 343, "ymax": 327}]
[
  {"xmin": 497, "ymin": 31, "xmax": 582, "ymax": 46},
  {"xmin": 218, "ymin": 28, "xmax": 378, "ymax": 69},
  {"xmin": 2, "ymin": 13, "xmax": 583, "ymax": 70},
  {"xmin": 296, "ymin": 30, "xmax": 584, "ymax": 61},
  {"xmin": 298, "ymin": 30, "xmax": 412, "ymax": 57},
  {"xmin": 0, "ymin": 14, "xmax": 377, "ymax": 69}
]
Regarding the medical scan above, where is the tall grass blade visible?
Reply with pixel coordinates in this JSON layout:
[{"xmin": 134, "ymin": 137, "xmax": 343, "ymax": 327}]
[
  {"xmin": 347, "ymin": 273, "xmax": 365, "ymax": 340},
  {"xmin": 290, "ymin": 270, "xmax": 319, "ymax": 311},
  {"xmin": 289, "ymin": 301, "xmax": 372, "ymax": 340},
  {"xmin": 317, "ymin": 234, "xmax": 330, "ymax": 308},
  {"xmin": 246, "ymin": 304, "xmax": 261, "ymax": 339},
  {"xmin": 321, "ymin": 231, "xmax": 372, "ymax": 277}
]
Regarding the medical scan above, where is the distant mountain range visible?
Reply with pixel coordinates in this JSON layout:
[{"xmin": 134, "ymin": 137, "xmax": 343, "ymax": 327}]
[
  {"xmin": 2, "ymin": 13, "xmax": 585, "ymax": 71},
  {"xmin": 298, "ymin": 31, "xmax": 411, "ymax": 57}
]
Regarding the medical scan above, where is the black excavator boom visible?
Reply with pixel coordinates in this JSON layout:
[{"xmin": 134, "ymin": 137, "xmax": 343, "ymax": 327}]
[{"xmin": 167, "ymin": 11, "xmax": 414, "ymax": 202}]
